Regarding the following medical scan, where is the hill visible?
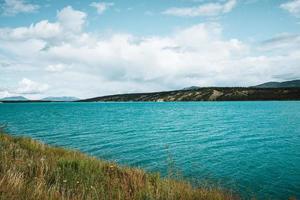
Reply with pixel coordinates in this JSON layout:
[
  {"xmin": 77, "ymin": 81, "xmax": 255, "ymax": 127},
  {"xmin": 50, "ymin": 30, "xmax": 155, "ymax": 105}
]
[
  {"xmin": 0, "ymin": 96, "xmax": 28, "ymax": 101},
  {"xmin": 252, "ymin": 80, "xmax": 300, "ymax": 88},
  {"xmin": 80, "ymin": 87, "xmax": 300, "ymax": 102}
]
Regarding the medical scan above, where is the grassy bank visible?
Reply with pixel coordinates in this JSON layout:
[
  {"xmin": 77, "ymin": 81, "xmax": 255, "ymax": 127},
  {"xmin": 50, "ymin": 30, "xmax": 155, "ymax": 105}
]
[{"xmin": 0, "ymin": 131, "xmax": 238, "ymax": 200}]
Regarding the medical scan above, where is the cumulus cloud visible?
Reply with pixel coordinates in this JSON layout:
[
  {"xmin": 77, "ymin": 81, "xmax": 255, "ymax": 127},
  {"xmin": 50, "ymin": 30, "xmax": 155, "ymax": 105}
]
[
  {"xmin": 39, "ymin": 23, "xmax": 248, "ymax": 88},
  {"xmin": 0, "ymin": 6, "xmax": 299, "ymax": 99},
  {"xmin": 0, "ymin": 78, "xmax": 49, "ymax": 99},
  {"xmin": 1, "ymin": 0, "xmax": 39, "ymax": 16},
  {"xmin": 14, "ymin": 78, "xmax": 49, "ymax": 94},
  {"xmin": 90, "ymin": 2, "xmax": 114, "ymax": 14},
  {"xmin": 0, "ymin": 6, "xmax": 86, "ymax": 43},
  {"xmin": 57, "ymin": 6, "xmax": 87, "ymax": 33},
  {"xmin": 162, "ymin": 0, "xmax": 237, "ymax": 17},
  {"xmin": 0, "ymin": 20, "xmax": 60, "ymax": 41},
  {"xmin": 280, "ymin": 0, "xmax": 300, "ymax": 17}
]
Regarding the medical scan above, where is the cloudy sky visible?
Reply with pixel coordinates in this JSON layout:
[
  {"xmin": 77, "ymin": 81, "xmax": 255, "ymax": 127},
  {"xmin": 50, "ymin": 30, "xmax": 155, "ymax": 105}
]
[{"xmin": 0, "ymin": 0, "xmax": 300, "ymax": 99}]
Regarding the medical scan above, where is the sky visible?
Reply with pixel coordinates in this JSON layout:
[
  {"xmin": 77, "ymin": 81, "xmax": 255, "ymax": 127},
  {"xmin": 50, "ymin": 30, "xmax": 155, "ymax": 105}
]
[{"xmin": 0, "ymin": 0, "xmax": 300, "ymax": 99}]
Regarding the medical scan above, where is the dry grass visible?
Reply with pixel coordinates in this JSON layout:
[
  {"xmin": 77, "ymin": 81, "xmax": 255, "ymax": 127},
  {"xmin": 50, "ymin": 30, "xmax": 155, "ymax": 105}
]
[{"xmin": 0, "ymin": 131, "xmax": 238, "ymax": 200}]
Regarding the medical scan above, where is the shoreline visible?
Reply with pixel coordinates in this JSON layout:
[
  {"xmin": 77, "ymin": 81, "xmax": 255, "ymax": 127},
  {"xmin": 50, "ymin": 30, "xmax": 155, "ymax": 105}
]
[
  {"xmin": 0, "ymin": 131, "xmax": 238, "ymax": 200},
  {"xmin": 1, "ymin": 100, "xmax": 300, "ymax": 104},
  {"xmin": 1, "ymin": 87, "xmax": 300, "ymax": 103}
]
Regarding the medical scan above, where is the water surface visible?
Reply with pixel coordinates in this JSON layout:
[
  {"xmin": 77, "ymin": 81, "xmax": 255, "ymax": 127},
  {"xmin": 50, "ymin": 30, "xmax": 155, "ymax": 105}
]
[{"xmin": 0, "ymin": 102, "xmax": 299, "ymax": 199}]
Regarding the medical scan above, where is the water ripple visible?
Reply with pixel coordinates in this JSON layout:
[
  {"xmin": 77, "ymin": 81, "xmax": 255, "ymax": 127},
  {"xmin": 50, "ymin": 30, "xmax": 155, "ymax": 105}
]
[{"xmin": 0, "ymin": 102, "xmax": 300, "ymax": 199}]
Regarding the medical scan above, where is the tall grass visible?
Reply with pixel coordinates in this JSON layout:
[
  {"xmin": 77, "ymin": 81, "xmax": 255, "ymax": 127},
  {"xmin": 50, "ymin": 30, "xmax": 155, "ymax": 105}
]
[{"xmin": 0, "ymin": 131, "xmax": 238, "ymax": 200}]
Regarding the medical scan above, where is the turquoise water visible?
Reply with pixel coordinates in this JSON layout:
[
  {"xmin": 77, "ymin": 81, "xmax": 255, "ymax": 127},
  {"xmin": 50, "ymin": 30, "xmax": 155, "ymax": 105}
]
[{"xmin": 0, "ymin": 102, "xmax": 299, "ymax": 199}]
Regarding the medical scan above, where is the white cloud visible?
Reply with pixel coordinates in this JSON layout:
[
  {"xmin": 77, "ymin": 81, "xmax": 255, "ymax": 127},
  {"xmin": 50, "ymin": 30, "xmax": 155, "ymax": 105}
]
[
  {"xmin": 1, "ymin": 0, "xmax": 39, "ymax": 16},
  {"xmin": 15, "ymin": 78, "xmax": 49, "ymax": 94},
  {"xmin": 162, "ymin": 0, "xmax": 237, "ymax": 17},
  {"xmin": 0, "ymin": 20, "xmax": 61, "ymax": 41},
  {"xmin": 260, "ymin": 33, "xmax": 300, "ymax": 51},
  {"xmin": 280, "ymin": 0, "xmax": 300, "ymax": 17},
  {"xmin": 90, "ymin": 2, "xmax": 114, "ymax": 14},
  {"xmin": 57, "ymin": 6, "xmax": 87, "ymax": 33},
  {"xmin": 0, "ymin": 78, "xmax": 49, "ymax": 99},
  {"xmin": 46, "ymin": 64, "xmax": 67, "ymax": 72},
  {"xmin": 0, "ymin": 6, "xmax": 299, "ymax": 99},
  {"xmin": 0, "ymin": 6, "xmax": 86, "ymax": 43},
  {"xmin": 0, "ymin": 90, "xmax": 13, "ymax": 99}
]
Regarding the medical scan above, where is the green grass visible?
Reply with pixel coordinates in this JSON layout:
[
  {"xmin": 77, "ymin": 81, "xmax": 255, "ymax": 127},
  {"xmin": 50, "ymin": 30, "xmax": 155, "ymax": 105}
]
[{"xmin": 0, "ymin": 131, "xmax": 238, "ymax": 200}]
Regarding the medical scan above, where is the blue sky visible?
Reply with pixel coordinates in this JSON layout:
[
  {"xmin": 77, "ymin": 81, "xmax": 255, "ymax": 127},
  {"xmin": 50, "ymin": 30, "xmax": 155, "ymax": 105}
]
[
  {"xmin": 1, "ymin": 0, "xmax": 299, "ymax": 39},
  {"xmin": 0, "ymin": 0, "xmax": 300, "ymax": 99}
]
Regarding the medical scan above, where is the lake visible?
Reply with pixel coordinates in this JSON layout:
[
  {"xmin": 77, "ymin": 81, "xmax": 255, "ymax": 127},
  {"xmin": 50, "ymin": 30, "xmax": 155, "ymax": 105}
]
[{"xmin": 0, "ymin": 102, "xmax": 299, "ymax": 199}]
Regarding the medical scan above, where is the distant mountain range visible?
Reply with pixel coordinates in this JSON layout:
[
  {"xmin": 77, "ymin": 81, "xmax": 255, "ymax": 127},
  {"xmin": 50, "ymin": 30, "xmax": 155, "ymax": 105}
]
[
  {"xmin": 252, "ymin": 80, "xmax": 300, "ymax": 88},
  {"xmin": 181, "ymin": 80, "xmax": 300, "ymax": 90},
  {"xmin": 41, "ymin": 97, "xmax": 80, "ymax": 102},
  {"xmin": 1, "ymin": 80, "xmax": 300, "ymax": 103},
  {"xmin": 0, "ymin": 96, "xmax": 79, "ymax": 102},
  {"xmin": 0, "ymin": 96, "xmax": 29, "ymax": 101}
]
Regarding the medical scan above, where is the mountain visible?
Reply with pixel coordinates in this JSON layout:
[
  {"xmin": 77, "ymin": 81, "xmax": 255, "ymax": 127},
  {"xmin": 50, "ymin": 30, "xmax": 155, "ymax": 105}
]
[
  {"xmin": 252, "ymin": 80, "xmax": 300, "ymax": 88},
  {"xmin": 2, "ymin": 80, "xmax": 300, "ymax": 103},
  {"xmin": 80, "ymin": 87, "xmax": 300, "ymax": 102},
  {"xmin": 0, "ymin": 96, "xmax": 28, "ymax": 101},
  {"xmin": 41, "ymin": 96, "xmax": 80, "ymax": 102},
  {"xmin": 182, "ymin": 86, "xmax": 200, "ymax": 90}
]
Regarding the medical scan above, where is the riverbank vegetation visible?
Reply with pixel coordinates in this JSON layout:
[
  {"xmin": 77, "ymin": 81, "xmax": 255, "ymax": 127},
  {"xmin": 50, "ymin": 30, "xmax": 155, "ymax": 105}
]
[{"xmin": 0, "ymin": 131, "xmax": 238, "ymax": 200}]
